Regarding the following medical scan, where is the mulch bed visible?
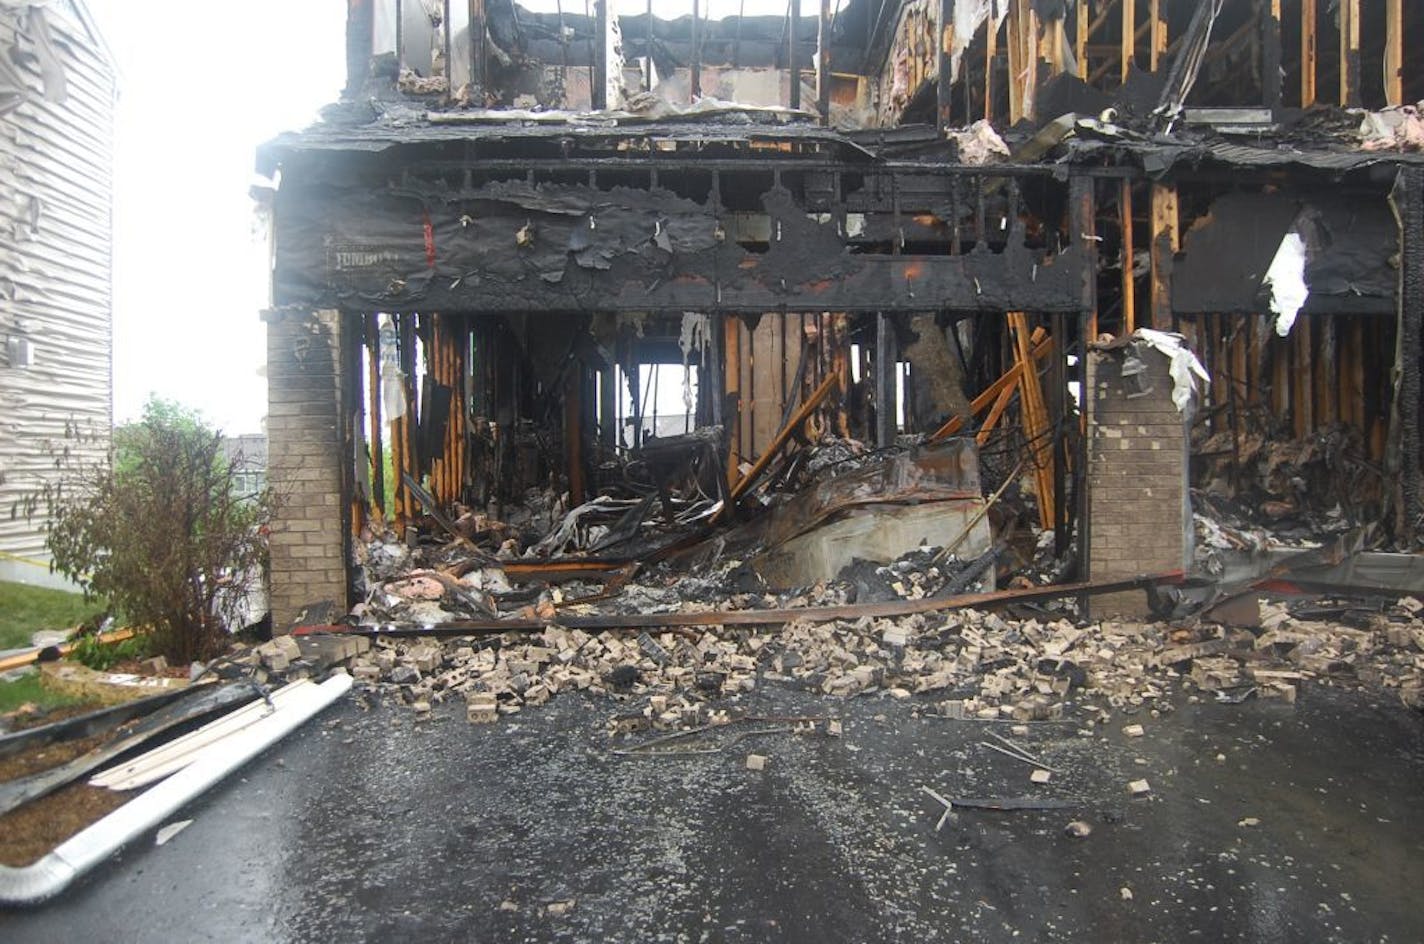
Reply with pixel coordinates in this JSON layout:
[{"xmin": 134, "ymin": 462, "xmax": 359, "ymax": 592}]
[
  {"xmin": 0, "ymin": 729, "xmax": 137, "ymax": 868},
  {"xmin": 0, "ymin": 783, "xmax": 132, "ymax": 867}
]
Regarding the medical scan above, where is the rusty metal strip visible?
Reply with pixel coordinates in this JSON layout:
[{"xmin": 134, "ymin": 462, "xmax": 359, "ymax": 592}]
[{"xmin": 0, "ymin": 627, "xmax": 140, "ymax": 674}]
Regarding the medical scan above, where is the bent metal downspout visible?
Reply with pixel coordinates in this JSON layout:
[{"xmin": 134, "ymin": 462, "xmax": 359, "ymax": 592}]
[{"xmin": 0, "ymin": 672, "xmax": 353, "ymax": 906}]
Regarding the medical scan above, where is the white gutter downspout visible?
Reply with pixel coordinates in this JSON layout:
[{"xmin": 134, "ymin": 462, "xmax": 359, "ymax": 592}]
[{"xmin": 0, "ymin": 672, "xmax": 353, "ymax": 906}]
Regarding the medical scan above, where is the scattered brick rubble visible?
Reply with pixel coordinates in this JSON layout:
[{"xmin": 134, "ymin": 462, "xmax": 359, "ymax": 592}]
[{"xmin": 279, "ymin": 595, "xmax": 1424, "ymax": 732}]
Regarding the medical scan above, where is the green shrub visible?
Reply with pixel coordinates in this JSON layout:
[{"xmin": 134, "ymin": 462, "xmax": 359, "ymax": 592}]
[{"xmin": 35, "ymin": 398, "xmax": 274, "ymax": 664}]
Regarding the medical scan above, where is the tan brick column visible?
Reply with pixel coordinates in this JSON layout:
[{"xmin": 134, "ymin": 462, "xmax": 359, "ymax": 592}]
[
  {"xmin": 1085, "ymin": 344, "xmax": 1191, "ymax": 617},
  {"xmin": 264, "ymin": 308, "xmax": 348, "ymax": 630}
]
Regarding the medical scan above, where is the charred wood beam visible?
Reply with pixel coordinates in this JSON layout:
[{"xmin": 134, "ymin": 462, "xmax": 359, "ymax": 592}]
[
  {"xmin": 343, "ymin": 309, "xmax": 365, "ymax": 541},
  {"xmin": 1385, "ymin": 0, "xmax": 1403, "ymax": 107},
  {"xmin": 1149, "ymin": 0, "xmax": 1166, "ymax": 72},
  {"xmin": 1392, "ymin": 168, "xmax": 1424, "ymax": 548},
  {"xmin": 1339, "ymin": 0, "xmax": 1360, "ymax": 108},
  {"xmin": 367, "ymin": 312, "xmax": 385, "ymax": 513},
  {"xmin": 819, "ymin": 0, "xmax": 833, "ymax": 123},
  {"xmin": 1149, "ymin": 184, "xmax": 1177, "ymax": 330},
  {"xmin": 875, "ymin": 311, "xmax": 898, "ymax": 448},
  {"xmin": 274, "ymin": 177, "xmax": 1089, "ymax": 314},
  {"xmin": 593, "ymin": 0, "xmax": 608, "ymax": 109},
  {"xmin": 279, "ymin": 242, "xmax": 1086, "ymax": 315},
  {"xmin": 470, "ymin": 0, "xmax": 488, "ymax": 103},
  {"xmin": 320, "ymin": 155, "xmax": 1075, "ymax": 182},
  {"xmin": 789, "ymin": 0, "xmax": 802, "ymax": 110},
  {"xmin": 346, "ymin": 0, "xmax": 375, "ymax": 99},
  {"xmin": 1066, "ymin": 176, "xmax": 1096, "ymax": 556},
  {"xmin": 1121, "ymin": 0, "xmax": 1135, "ymax": 82},
  {"xmin": 708, "ymin": 312, "xmax": 726, "ymax": 429},
  {"xmin": 691, "ymin": 0, "xmax": 702, "ymax": 101},
  {"xmin": 937, "ymin": 0, "xmax": 952, "ymax": 132},
  {"xmin": 1300, "ymin": 0, "xmax": 1316, "ymax": 106},
  {"xmin": 1260, "ymin": 0, "xmax": 1281, "ymax": 111},
  {"xmin": 1119, "ymin": 179, "xmax": 1135, "ymax": 334}
]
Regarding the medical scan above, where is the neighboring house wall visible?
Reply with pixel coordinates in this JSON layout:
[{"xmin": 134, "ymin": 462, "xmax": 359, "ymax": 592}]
[
  {"xmin": 222, "ymin": 433, "xmax": 269, "ymax": 497},
  {"xmin": 0, "ymin": 2, "xmax": 116, "ymax": 588}
]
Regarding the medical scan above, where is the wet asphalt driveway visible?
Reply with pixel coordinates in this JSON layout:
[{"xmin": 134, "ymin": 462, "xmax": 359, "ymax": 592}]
[{"xmin": 1, "ymin": 681, "xmax": 1421, "ymax": 943}]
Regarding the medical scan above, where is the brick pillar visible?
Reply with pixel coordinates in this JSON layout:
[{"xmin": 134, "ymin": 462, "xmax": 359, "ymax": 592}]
[
  {"xmin": 265, "ymin": 308, "xmax": 348, "ymax": 631},
  {"xmin": 1085, "ymin": 344, "xmax": 1191, "ymax": 617}
]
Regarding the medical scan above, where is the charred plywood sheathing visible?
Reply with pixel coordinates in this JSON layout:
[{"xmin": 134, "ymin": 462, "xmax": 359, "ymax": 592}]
[{"xmin": 0, "ymin": 1, "xmax": 115, "ymax": 587}]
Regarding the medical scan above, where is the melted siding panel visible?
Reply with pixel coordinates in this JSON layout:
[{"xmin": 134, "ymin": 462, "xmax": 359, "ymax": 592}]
[{"xmin": 0, "ymin": 2, "xmax": 115, "ymax": 582}]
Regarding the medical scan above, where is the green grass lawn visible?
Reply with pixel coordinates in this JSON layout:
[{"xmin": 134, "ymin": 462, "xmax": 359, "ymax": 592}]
[
  {"xmin": 0, "ymin": 672, "xmax": 85, "ymax": 715},
  {"xmin": 0, "ymin": 580, "xmax": 104, "ymax": 652}
]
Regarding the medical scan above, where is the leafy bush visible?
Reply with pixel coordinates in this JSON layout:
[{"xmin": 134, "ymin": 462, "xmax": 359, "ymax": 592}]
[
  {"xmin": 69, "ymin": 633, "xmax": 150, "ymax": 671},
  {"xmin": 37, "ymin": 398, "xmax": 273, "ymax": 664}
]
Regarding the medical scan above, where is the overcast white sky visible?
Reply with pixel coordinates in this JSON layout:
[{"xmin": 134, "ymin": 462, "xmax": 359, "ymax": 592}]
[
  {"xmin": 88, "ymin": 1, "xmax": 799, "ymax": 434},
  {"xmin": 89, "ymin": 1, "xmax": 346, "ymax": 434}
]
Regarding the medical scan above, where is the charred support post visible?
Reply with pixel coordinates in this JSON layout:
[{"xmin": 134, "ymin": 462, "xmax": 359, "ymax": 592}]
[
  {"xmin": 875, "ymin": 312, "xmax": 898, "ymax": 448},
  {"xmin": 818, "ymin": 0, "xmax": 833, "ymax": 122},
  {"xmin": 1338, "ymin": 0, "xmax": 1360, "ymax": 108},
  {"xmin": 1261, "ymin": 0, "xmax": 1282, "ymax": 111},
  {"xmin": 1120, "ymin": 180, "xmax": 1135, "ymax": 335},
  {"xmin": 985, "ymin": 5, "xmax": 998, "ymax": 120},
  {"xmin": 345, "ymin": 0, "xmax": 375, "ymax": 98},
  {"xmin": 1121, "ymin": 0, "xmax": 1135, "ymax": 83},
  {"xmin": 708, "ymin": 313, "xmax": 726, "ymax": 430},
  {"xmin": 367, "ymin": 312, "xmax": 385, "ymax": 515},
  {"xmin": 593, "ymin": 0, "xmax": 608, "ymax": 110},
  {"xmin": 1300, "ymin": 0, "xmax": 1316, "ymax": 106},
  {"xmin": 1050, "ymin": 311, "xmax": 1070, "ymax": 553},
  {"xmin": 469, "ymin": 0, "xmax": 487, "ymax": 104},
  {"xmin": 1149, "ymin": 184, "xmax": 1178, "ymax": 331},
  {"xmin": 691, "ymin": 0, "xmax": 702, "ymax": 101},
  {"xmin": 344, "ymin": 312, "xmax": 365, "ymax": 540},
  {"xmin": 565, "ymin": 367, "xmax": 586, "ymax": 507},
  {"xmin": 599, "ymin": 363, "xmax": 616, "ymax": 448},
  {"xmin": 937, "ymin": 0, "xmax": 953, "ymax": 132},
  {"xmin": 724, "ymin": 314, "xmax": 743, "ymax": 484},
  {"xmin": 1393, "ymin": 169, "xmax": 1424, "ymax": 548},
  {"xmin": 1006, "ymin": 0, "xmax": 1037, "ymax": 124},
  {"xmin": 397, "ymin": 313, "xmax": 418, "ymax": 527},
  {"xmin": 1148, "ymin": 0, "xmax": 1165, "ymax": 72},
  {"xmin": 443, "ymin": 0, "xmax": 453, "ymax": 94},
  {"xmin": 1067, "ymin": 177, "xmax": 1097, "ymax": 556},
  {"xmin": 788, "ymin": 0, "xmax": 801, "ymax": 110},
  {"xmin": 1075, "ymin": 0, "xmax": 1088, "ymax": 80},
  {"xmin": 1385, "ymin": 0, "xmax": 1404, "ymax": 107}
]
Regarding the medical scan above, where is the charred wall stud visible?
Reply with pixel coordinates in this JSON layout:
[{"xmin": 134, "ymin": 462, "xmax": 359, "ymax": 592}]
[{"xmin": 1393, "ymin": 168, "xmax": 1424, "ymax": 549}]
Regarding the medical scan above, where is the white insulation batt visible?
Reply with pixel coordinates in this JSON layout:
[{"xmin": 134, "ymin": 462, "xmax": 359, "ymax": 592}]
[{"xmin": 1265, "ymin": 230, "xmax": 1310, "ymax": 337}]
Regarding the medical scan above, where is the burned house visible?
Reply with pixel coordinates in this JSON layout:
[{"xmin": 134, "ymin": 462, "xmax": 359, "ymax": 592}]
[{"xmin": 256, "ymin": 0, "xmax": 1422, "ymax": 630}]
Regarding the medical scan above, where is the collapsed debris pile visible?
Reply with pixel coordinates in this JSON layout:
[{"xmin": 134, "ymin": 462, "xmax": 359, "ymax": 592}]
[
  {"xmin": 349, "ymin": 437, "xmax": 1015, "ymax": 628},
  {"xmin": 1194, "ymin": 417, "xmax": 1385, "ymax": 539},
  {"xmin": 303, "ymin": 595, "xmax": 1424, "ymax": 732}
]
